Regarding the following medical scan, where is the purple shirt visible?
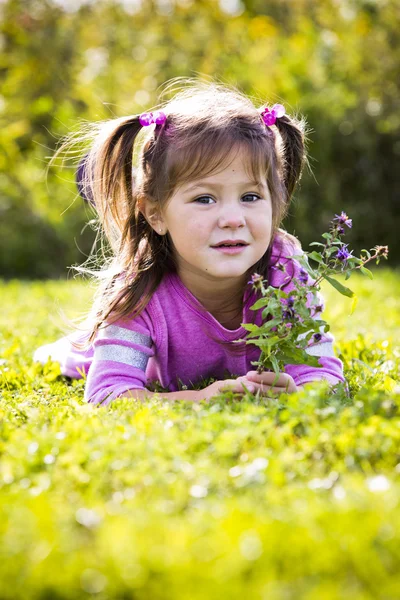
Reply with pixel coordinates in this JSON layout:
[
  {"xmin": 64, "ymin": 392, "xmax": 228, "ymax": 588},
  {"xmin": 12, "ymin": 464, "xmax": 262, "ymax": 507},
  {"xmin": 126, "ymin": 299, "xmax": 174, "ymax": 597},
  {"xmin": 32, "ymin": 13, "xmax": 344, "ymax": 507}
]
[{"xmin": 34, "ymin": 237, "xmax": 345, "ymax": 405}]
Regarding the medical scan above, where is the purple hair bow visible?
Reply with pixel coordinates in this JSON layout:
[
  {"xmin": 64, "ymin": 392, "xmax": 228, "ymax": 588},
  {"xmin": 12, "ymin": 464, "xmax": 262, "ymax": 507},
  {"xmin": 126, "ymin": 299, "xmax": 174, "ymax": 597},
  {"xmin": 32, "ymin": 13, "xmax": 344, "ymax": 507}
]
[
  {"xmin": 139, "ymin": 110, "xmax": 167, "ymax": 127},
  {"xmin": 260, "ymin": 104, "xmax": 286, "ymax": 126}
]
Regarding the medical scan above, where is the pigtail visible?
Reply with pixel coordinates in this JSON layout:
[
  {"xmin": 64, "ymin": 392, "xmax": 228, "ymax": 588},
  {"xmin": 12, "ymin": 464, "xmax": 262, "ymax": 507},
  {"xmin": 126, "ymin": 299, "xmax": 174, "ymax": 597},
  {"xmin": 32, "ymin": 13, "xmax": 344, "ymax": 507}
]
[
  {"xmin": 79, "ymin": 115, "xmax": 175, "ymax": 344},
  {"xmin": 84, "ymin": 116, "xmax": 143, "ymax": 251},
  {"xmin": 76, "ymin": 116, "xmax": 147, "ymax": 343},
  {"xmin": 274, "ymin": 114, "xmax": 309, "ymax": 202}
]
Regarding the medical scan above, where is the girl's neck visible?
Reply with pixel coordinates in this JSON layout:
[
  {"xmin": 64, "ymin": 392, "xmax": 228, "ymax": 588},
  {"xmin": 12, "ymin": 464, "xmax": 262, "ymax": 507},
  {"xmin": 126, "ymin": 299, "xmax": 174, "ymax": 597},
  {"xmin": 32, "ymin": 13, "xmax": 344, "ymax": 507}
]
[{"xmin": 175, "ymin": 269, "xmax": 247, "ymax": 328}]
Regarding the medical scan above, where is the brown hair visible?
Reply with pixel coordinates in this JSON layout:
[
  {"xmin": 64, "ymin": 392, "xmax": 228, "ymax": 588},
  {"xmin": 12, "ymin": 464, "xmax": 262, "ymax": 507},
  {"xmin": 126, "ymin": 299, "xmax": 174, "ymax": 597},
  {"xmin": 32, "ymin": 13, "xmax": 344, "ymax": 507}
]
[{"xmin": 64, "ymin": 79, "xmax": 309, "ymax": 343}]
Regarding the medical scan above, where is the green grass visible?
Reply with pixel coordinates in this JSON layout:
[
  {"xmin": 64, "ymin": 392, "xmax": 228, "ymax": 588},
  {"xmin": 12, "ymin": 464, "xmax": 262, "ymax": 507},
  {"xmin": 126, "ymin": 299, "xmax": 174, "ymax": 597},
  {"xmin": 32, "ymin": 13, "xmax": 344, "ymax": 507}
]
[{"xmin": 1, "ymin": 270, "xmax": 400, "ymax": 599}]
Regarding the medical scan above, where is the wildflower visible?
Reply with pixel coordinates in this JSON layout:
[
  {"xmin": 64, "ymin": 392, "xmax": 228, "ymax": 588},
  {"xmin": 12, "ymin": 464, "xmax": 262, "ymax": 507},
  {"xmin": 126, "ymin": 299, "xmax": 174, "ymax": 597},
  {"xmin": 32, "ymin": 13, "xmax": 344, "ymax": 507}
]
[
  {"xmin": 282, "ymin": 310, "xmax": 294, "ymax": 320},
  {"xmin": 282, "ymin": 299, "xmax": 296, "ymax": 319},
  {"xmin": 337, "ymin": 225, "xmax": 345, "ymax": 235},
  {"xmin": 248, "ymin": 273, "xmax": 264, "ymax": 290},
  {"xmin": 286, "ymin": 296, "xmax": 295, "ymax": 308},
  {"xmin": 299, "ymin": 268, "xmax": 308, "ymax": 284},
  {"xmin": 334, "ymin": 212, "xmax": 352, "ymax": 228},
  {"xmin": 336, "ymin": 244, "xmax": 353, "ymax": 263},
  {"xmin": 272, "ymin": 263, "xmax": 286, "ymax": 272},
  {"xmin": 373, "ymin": 245, "xmax": 389, "ymax": 260}
]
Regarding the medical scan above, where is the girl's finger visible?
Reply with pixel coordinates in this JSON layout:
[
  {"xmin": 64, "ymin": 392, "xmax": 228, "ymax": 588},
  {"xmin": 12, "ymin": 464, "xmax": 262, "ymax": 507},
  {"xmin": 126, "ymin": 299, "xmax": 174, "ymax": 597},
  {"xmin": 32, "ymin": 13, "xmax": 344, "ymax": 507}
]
[
  {"xmin": 246, "ymin": 371, "xmax": 292, "ymax": 388},
  {"xmin": 251, "ymin": 381, "xmax": 297, "ymax": 395},
  {"xmin": 220, "ymin": 379, "xmax": 255, "ymax": 394},
  {"xmin": 234, "ymin": 381, "xmax": 256, "ymax": 393},
  {"xmin": 248, "ymin": 371, "xmax": 297, "ymax": 391}
]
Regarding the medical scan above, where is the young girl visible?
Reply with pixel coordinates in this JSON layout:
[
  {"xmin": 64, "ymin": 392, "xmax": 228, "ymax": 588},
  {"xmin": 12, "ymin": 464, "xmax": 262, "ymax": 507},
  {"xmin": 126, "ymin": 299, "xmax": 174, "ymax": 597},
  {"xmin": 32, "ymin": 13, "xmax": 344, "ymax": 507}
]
[{"xmin": 34, "ymin": 80, "xmax": 344, "ymax": 405}]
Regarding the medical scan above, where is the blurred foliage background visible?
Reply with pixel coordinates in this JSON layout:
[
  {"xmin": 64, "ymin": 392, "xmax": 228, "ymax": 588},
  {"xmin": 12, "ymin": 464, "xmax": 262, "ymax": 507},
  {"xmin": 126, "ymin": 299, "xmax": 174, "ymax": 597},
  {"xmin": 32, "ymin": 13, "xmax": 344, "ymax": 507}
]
[{"xmin": 0, "ymin": 0, "xmax": 398, "ymax": 278}]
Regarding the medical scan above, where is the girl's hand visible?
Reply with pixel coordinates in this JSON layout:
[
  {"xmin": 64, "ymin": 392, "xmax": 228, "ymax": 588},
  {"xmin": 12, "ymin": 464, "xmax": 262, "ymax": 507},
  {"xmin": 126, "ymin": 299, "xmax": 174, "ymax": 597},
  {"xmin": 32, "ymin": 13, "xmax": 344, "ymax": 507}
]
[
  {"xmin": 195, "ymin": 378, "xmax": 256, "ymax": 403},
  {"xmin": 239, "ymin": 370, "xmax": 298, "ymax": 395},
  {"xmin": 194, "ymin": 372, "xmax": 298, "ymax": 403}
]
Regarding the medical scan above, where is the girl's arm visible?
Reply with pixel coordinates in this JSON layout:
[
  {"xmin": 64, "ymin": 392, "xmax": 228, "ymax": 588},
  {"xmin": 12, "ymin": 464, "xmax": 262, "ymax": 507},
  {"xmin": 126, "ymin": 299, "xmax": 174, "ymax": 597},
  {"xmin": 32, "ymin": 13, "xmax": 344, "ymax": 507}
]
[
  {"xmin": 106, "ymin": 378, "xmax": 257, "ymax": 405},
  {"xmin": 85, "ymin": 319, "xmax": 155, "ymax": 406},
  {"xmin": 85, "ymin": 317, "xmax": 256, "ymax": 406}
]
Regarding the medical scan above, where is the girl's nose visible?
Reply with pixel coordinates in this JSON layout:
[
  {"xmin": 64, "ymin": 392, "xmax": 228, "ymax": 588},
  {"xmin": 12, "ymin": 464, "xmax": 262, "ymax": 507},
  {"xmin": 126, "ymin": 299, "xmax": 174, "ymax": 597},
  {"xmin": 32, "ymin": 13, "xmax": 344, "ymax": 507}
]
[{"xmin": 218, "ymin": 206, "xmax": 246, "ymax": 229}]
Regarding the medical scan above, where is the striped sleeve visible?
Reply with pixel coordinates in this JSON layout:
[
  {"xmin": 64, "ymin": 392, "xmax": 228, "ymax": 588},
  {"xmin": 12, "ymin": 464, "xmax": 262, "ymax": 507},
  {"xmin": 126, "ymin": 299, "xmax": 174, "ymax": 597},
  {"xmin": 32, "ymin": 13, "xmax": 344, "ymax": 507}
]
[
  {"xmin": 285, "ymin": 353, "xmax": 345, "ymax": 387},
  {"xmin": 286, "ymin": 335, "xmax": 345, "ymax": 387},
  {"xmin": 84, "ymin": 319, "xmax": 155, "ymax": 406}
]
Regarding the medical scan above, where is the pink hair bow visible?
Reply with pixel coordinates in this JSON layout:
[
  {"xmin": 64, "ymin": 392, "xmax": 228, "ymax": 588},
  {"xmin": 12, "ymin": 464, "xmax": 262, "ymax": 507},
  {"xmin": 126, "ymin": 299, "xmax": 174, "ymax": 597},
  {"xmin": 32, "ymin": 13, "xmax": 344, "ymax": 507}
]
[
  {"xmin": 260, "ymin": 104, "xmax": 286, "ymax": 126},
  {"xmin": 139, "ymin": 111, "xmax": 167, "ymax": 127}
]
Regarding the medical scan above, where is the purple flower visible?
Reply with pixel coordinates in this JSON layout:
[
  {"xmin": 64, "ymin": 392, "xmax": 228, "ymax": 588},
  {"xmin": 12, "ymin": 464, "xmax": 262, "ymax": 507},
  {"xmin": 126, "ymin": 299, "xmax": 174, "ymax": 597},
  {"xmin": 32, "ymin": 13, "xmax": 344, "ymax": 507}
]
[
  {"xmin": 336, "ymin": 244, "xmax": 353, "ymax": 263},
  {"xmin": 282, "ymin": 297, "xmax": 296, "ymax": 320},
  {"xmin": 286, "ymin": 296, "xmax": 295, "ymax": 307},
  {"xmin": 337, "ymin": 225, "xmax": 345, "ymax": 235},
  {"xmin": 299, "ymin": 268, "xmax": 308, "ymax": 284},
  {"xmin": 282, "ymin": 310, "xmax": 294, "ymax": 320},
  {"xmin": 280, "ymin": 295, "xmax": 295, "ymax": 309},
  {"xmin": 334, "ymin": 212, "xmax": 352, "ymax": 228},
  {"xmin": 248, "ymin": 272, "xmax": 263, "ymax": 288},
  {"xmin": 313, "ymin": 333, "xmax": 322, "ymax": 342},
  {"xmin": 271, "ymin": 263, "xmax": 286, "ymax": 272}
]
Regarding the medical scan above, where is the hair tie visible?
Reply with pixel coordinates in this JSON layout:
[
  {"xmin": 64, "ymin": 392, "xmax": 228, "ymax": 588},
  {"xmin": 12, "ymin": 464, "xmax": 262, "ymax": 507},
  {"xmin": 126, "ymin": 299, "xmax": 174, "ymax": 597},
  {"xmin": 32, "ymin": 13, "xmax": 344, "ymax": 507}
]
[
  {"xmin": 139, "ymin": 111, "xmax": 167, "ymax": 127},
  {"xmin": 260, "ymin": 104, "xmax": 286, "ymax": 126}
]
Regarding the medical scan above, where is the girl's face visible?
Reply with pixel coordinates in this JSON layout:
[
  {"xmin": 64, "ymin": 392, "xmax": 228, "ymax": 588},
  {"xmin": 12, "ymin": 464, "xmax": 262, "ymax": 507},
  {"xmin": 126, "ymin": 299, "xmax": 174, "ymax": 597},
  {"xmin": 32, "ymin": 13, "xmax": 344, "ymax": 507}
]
[{"xmin": 153, "ymin": 147, "xmax": 273, "ymax": 289}]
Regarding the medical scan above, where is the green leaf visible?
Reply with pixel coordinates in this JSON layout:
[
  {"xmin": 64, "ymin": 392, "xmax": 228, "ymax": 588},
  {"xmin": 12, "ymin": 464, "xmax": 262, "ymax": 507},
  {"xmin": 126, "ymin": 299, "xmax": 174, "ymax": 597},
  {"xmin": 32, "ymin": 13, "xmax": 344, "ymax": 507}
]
[
  {"xmin": 307, "ymin": 251, "xmax": 324, "ymax": 265},
  {"xmin": 260, "ymin": 318, "xmax": 282, "ymax": 332},
  {"xmin": 323, "ymin": 275, "xmax": 354, "ymax": 298},
  {"xmin": 243, "ymin": 318, "xmax": 282, "ymax": 338},
  {"xmin": 278, "ymin": 347, "xmax": 322, "ymax": 368},
  {"xmin": 360, "ymin": 266, "xmax": 374, "ymax": 280},
  {"xmin": 309, "ymin": 242, "xmax": 326, "ymax": 247},
  {"xmin": 326, "ymin": 247, "xmax": 338, "ymax": 257},
  {"xmin": 250, "ymin": 297, "xmax": 271, "ymax": 310},
  {"xmin": 248, "ymin": 337, "xmax": 281, "ymax": 350},
  {"xmin": 269, "ymin": 354, "xmax": 280, "ymax": 375},
  {"xmin": 241, "ymin": 323, "xmax": 261, "ymax": 334}
]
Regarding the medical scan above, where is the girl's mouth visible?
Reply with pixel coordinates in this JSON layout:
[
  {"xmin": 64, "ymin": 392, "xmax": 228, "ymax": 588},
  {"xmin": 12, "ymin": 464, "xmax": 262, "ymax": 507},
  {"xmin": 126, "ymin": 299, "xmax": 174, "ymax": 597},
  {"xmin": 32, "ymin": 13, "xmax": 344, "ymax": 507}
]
[{"xmin": 212, "ymin": 243, "xmax": 248, "ymax": 255}]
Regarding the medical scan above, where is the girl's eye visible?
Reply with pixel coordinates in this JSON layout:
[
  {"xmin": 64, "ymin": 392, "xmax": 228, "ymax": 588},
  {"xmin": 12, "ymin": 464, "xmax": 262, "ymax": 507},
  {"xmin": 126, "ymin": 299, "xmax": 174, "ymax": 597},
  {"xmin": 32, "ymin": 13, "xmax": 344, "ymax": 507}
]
[
  {"xmin": 242, "ymin": 193, "xmax": 261, "ymax": 203},
  {"xmin": 194, "ymin": 194, "xmax": 261, "ymax": 204},
  {"xmin": 194, "ymin": 196, "xmax": 215, "ymax": 205}
]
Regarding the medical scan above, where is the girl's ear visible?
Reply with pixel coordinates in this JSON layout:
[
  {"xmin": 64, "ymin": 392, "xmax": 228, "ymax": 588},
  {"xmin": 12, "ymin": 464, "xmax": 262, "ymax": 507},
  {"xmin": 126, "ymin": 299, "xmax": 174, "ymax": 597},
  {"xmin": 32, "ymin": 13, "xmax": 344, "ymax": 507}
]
[{"xmin": 138, "ymin": 195, "xmax": 167, "ymax": 235}]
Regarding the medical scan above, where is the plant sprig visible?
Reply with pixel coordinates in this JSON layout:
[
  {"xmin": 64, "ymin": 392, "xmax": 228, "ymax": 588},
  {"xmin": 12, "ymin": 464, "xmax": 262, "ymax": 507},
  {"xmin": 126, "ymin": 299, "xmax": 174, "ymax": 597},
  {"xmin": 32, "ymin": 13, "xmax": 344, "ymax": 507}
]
[{"xmin": 243, "ymin": 212, "xmax": 388, "ymax": 376}]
